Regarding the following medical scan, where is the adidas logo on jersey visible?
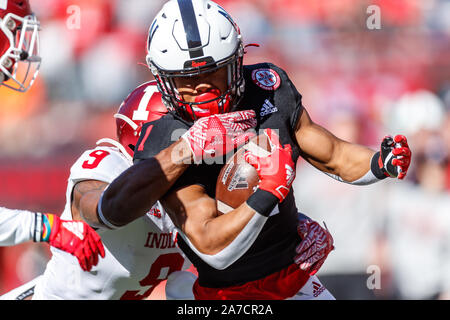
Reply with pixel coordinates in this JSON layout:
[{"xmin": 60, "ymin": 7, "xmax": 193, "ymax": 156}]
[
  {"xmin": 62, "ymin": 221, "xmax": 85, "ymax": 240},
  {"xmin": 260, "ymin": 99, "xmax": 278, "ymax": 117},
  {"xmin": 312, "ymin": 281, "xmax": 325, "ymax": 297}
]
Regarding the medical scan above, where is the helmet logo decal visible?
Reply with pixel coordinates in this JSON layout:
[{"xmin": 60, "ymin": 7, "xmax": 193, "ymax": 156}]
[
  {"xmin": 133, "ymin": 85, "xmax": 159, "ymax": 121},
  {"xmin": 251, "ymin": 68, "xmax": 281, "ymax": 91},
  {"xmin": 191, "ymin": 60, "xmax": 207, "ymax": 68},
  {"xmin": 183, "ymin": 56, "xmax": 215, "ymax": 69}
]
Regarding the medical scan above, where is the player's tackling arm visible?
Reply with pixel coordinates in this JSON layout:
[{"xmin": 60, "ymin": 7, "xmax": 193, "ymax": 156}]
[
  {"xmin": 0, "ymin": 206, "xmax": 104, "ymax": 271},
  {"xmin": 71, "ymin": 180, "xmax": 109, "ymax": 228},
  {"xmin": 71, "ymin": 141, "xmax": 191, "ymax": 230},
  {"xmin": 98, "ymin": 110, "xmax": 256, "ymax": 229},
  {"xmin": 97, "ymin": 140, "xmax": 191, "ymax": 228}
]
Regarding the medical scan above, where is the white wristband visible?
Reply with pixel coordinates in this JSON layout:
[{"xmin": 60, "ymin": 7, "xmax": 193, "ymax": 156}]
[
  {"xmin": 33, "ymin": 212, "xmax": 43, "ymax": 242},
  {"xmin": 324, "ymin": 169, "xmax": 381, "ymax": 186}
]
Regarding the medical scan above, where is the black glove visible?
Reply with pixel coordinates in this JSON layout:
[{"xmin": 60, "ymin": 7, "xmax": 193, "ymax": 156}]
[{"xmin": 372, "ymin": 135, "xmax": 411, "ymax": 180}]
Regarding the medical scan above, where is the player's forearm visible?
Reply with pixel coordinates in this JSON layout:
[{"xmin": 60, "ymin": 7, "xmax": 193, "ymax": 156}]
[
  {"xmin": 296, "ymin": 109, "xmax": 376, "ymax": 182},
  {"xmin": 298, "ymin": 128, "xmax": 376, "ymax": 182},
  {"xmin": 331, "ymin": 140, "xmax": 376, "ymax": 182},
  {"xmin": 188, "ymin": 202, "xmax": 260, "ymax": 254},
  {"xmin": 179, "ymin": 190, "xmax": 278, "ymax": 270},
  {"xmin": 71, "ymin": 180, "xmax": 108, "ymax": 228},
  {"xmin": 180, "ymin": 201, "xmax": 269, "ymax": 270},
  {"xmin": 77, "ymin": 190, "xmax": 104, "ymax": 229},
  {"xmin": 99, "ymin": 140, "xmax": 191, "ymax": 228}
]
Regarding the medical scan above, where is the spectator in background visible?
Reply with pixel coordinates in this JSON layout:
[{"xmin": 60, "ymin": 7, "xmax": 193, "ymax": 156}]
[
  {"xmin": 383, "ymin": 90, "xmax": 447, "ymax": 184},
  {"xmin": 443, "ymin": 112, "xmax": 450, "ymax": 191},
  {"xmin": 439, "ymin": 88, "xmax": 450, "ymax": 191},
  {"xmin": 380, "ymin": 145, "xmax": 450, "ymax": 299},
  {"xmin": 377, "ymin": 90, "xmax": 450, "ymax": 300}
]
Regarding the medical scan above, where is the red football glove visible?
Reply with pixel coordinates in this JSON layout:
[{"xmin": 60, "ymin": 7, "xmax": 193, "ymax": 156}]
[
  {"xmin": 244, "ymin": 128, "xmax": 295, "ymax": 202},
  {"xmin": 294, "ymin": 219, "xmax": 334, "ymax": 276},
  {"xmin": 182, "ymin": 110, "xmax": 257, "ymax": 162},
  {"xmin": 43, "ymin": 214, "xmax": 105, "ymax": 271},
  {"xmin": 378, "ymin": 135, "xmax": 411, "ymax": 179}
]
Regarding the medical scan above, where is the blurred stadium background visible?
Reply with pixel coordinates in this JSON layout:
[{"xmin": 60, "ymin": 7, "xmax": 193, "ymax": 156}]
[{"xmin": 0, "ymin": 0, "xmax": 449, "ymax": 300}]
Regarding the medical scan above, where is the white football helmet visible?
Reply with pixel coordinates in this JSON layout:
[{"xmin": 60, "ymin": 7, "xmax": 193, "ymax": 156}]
[
  {"xmin": 0, "ymin": 0, "xmax": 40, "ymax": 92},
  {"xmin": 146, "ymin": 0, "xmax": 245, "ymax": 121}
]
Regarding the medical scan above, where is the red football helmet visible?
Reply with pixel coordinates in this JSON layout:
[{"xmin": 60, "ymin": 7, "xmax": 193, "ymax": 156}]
[
  {"xmin": 113, "ymin": 81, "xmax": 168, "ymax": 158},
  {"xmin": 0, "ymin": 0, "xmax": 40, "ymax": 92}
]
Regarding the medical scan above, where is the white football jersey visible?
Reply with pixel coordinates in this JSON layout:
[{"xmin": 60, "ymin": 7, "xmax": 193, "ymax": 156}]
[{"xmin": 33, "ymin": 144, "xmax": 190, "ymax": 300}]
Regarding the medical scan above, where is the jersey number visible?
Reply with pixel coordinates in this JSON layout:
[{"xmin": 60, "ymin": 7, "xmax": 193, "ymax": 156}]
[
  {"xmin": 120, "ymin": 253, "xmax": 185, "ymax": 300},
  {"xmin": 81, "ymin": 150, "xmax": 110, "ymax": 169}
]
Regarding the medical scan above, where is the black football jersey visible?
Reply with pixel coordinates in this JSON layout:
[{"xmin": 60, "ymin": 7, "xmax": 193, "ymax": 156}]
[{"xmin": 134, "ymin": 62, "xmax": 305, "ymax": 288}]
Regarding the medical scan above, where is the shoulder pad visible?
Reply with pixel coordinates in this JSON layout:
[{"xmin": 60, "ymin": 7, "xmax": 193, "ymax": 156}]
[{"xmin": 70, "ymin": 146, "xmax": 130, "ymax": 184}]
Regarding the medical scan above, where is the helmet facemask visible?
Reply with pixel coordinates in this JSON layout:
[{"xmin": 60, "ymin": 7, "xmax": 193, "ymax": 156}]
[
  {"xmin": 149, "ymin": 43, "xmax": 244, "ymax": 122},
  {"xmin": 0, "ymin": 12, "xmax": 40, "ymax": 92}
]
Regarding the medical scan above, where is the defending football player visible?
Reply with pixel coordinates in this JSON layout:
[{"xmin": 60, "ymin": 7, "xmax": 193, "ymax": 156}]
[
  {"xmin": 0, "ymin": 0, "xmax": 105, "ymax": 278},
  {"xmin": 1, "ymin": 81, "xmax": 259, "ymax": 300},
  {"xmin": 129, "ymin": 0, "xmax": 411, "ymax": 299},
  {"xmin": 29, "ymin": 83, "xmax": 189, "ymax": 299}
]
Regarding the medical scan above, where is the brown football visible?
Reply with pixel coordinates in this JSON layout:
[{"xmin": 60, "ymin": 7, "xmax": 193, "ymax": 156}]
[{"xmin": 216, "ymin": 134, "xmax": 272, "ymax": 215}]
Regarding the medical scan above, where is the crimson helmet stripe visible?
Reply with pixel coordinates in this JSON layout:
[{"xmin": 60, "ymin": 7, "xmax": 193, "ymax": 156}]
[{"xmin": 177, "ymin": 0, "xmax": 204, "ymax": 59}]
